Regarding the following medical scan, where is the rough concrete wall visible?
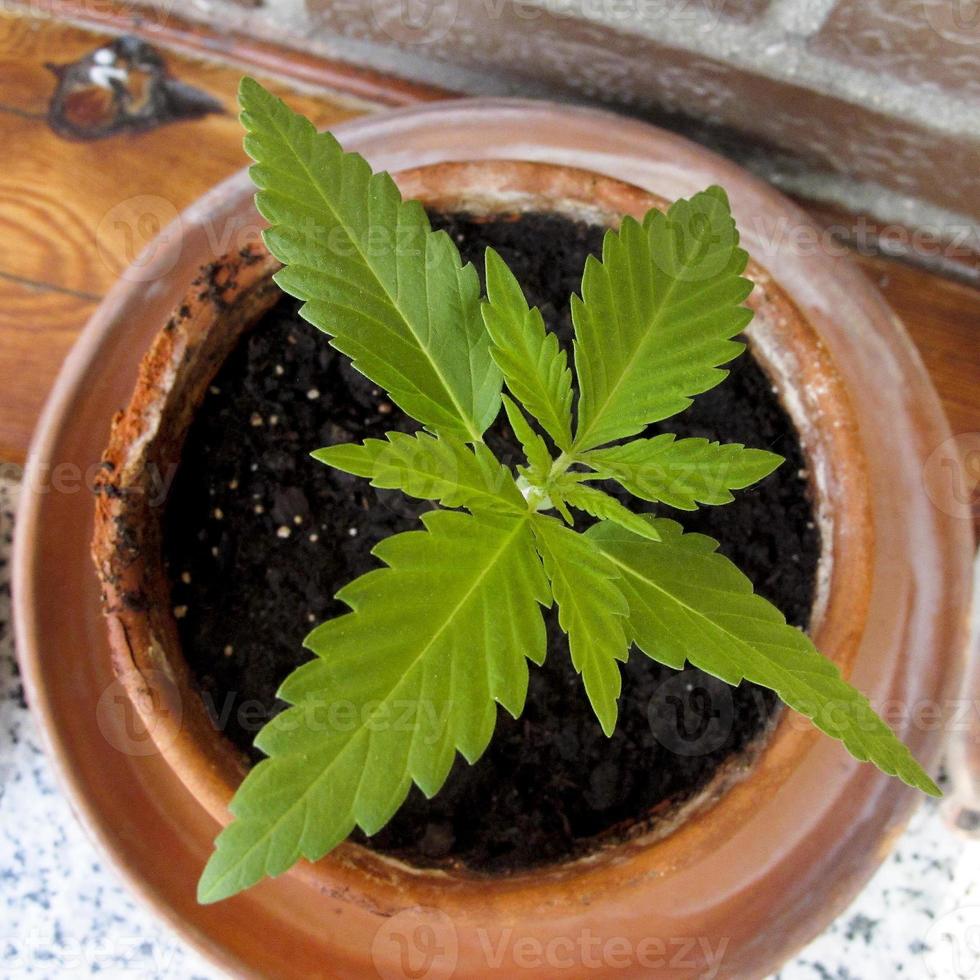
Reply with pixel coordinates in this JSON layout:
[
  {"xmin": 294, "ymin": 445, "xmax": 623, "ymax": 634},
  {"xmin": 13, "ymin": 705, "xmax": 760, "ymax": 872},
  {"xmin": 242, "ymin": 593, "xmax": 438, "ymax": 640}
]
[
  {"xmin": 811, "ymin": 0, "xmax": 980, "ymax": 103},
  {"xmin": 131, "ymin": 0, "xmax": 980, "ymax": 250}
]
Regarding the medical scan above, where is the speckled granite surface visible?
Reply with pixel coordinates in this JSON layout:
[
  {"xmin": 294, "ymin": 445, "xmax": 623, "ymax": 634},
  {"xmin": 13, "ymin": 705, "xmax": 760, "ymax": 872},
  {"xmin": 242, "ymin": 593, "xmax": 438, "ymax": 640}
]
[{"xmin": 1, "ymin": 472, "xmax": 976, "ymax": 979}]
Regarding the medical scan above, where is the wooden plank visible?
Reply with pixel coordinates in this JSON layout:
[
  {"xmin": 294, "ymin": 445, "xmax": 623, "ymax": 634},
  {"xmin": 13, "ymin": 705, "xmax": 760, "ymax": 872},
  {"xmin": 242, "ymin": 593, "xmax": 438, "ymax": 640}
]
[
  {"xmin": 0, "ymin": 11, "xmax": 371, "ymax": 462},
  {"xmin": 0, "ymin": 7, "xmax": 976, "ymax": 526},
  {"xmin": 854, "ymin": 253, "xmax": 980, "ymax": 543},
  {"xmin": 856, "ymin": 254, "xmax": 980, "ymax": 441},
  {"xmin": 0, "ymin": 276, "xmax": 96, "ymax": 464},
  {"xmin": 0, "ymin": 13, "xmax": 373, "ymax": 120},
  {"xmin": 0, "ymin": 16, "xmax": 363, "ymax": 298},
  {"xmin": 1, "ymin": 0, "xmax": 451, "ymax": 112}
]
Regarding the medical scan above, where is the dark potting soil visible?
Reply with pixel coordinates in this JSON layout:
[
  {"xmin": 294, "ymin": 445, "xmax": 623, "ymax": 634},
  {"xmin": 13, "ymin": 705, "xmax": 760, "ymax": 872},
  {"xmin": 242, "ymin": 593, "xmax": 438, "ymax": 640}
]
[{"xmin": 163, "ymin": 211, "xmax": 820, "ymax": 873}]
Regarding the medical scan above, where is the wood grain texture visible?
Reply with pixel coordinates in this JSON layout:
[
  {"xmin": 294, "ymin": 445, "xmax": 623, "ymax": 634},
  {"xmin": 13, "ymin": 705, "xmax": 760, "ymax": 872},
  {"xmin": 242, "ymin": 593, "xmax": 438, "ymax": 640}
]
[
  {"xmin": 1, "ymin": 0, "xmax": 451, "ymax": 112},
  {"xmin": 0, "ymin": 13, "xmax": 361, "ymax": 461},
  {"xmin": 0, "ymin": 10, "xmax": 976, "ymax": 560},
  {"xmin": 0, "ymin": 276, "xmax": 96, "ymax": 463},
  {"xmin": 856, "ymin": 254, "xmax": 980, "ymax": 441}
]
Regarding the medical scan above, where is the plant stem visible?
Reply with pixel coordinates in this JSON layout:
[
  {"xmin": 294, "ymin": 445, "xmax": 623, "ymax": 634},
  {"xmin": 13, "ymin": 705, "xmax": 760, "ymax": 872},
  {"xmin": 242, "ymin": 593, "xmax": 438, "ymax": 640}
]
[{"xmin": 547, "ymin": 451, "xmax": 573, "ymax": 482}]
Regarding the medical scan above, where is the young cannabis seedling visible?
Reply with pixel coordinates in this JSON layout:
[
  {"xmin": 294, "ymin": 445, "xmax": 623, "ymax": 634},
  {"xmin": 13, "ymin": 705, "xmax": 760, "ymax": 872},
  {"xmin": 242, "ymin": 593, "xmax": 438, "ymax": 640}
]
[{"xmin": 197, "ymin": 78, "xmax": 939, "ymax": 903}]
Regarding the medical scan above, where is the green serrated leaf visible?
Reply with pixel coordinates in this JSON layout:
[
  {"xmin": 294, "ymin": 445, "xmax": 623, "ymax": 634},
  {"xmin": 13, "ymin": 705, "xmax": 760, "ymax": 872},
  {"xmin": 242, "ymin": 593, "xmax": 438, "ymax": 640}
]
[
  {"xmin": 313, "ymin": 431, "xmax": 524, "ymax": 513},
  {"xmin": 501, "ymin": 393, "xmax": 553, "ymax": 477},
  {"xmin": 530, "ymin": 515, "xmax": 630, "ymax": 735},
  {"xmin": 571, "ymin": 188, "xmax": 752, "ymax": 452},
  {"xmin": 586, "ymin": 517, "xmax": 940, "ymax": 796},
  {"xmin": 198, "ymin": 509, "xmax": 551, "ymax": 903},
  {"xmin": 584, "ymin": 435, "xmax": 782, "ymax": 511},
  {"xmin": 552, "ymin": 494, "xmax": 575, "ymax": 525},
  {"xmin": 556, "ymin": 482, "xmax": 660, "ymax": 540},
  {"xmin": 238, "ymin": 77, "xmax": 501, "ymax": 442},
  {"xmin": 482, "ymin": 247, "xmax": 574, "ymax": 450}
]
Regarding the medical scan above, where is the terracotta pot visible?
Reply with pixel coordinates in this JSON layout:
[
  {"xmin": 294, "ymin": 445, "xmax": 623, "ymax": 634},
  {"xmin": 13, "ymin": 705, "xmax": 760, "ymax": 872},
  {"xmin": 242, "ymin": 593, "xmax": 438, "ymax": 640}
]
[
  {"xmin": 15, "ymin": 100, "xmax": 971, "ymax": 980},
  {"xmin": 88, "ymin": 155, "xmax": 917, "ymax": 970},
  {"xmin": 91, "ymin": 159, "xmax": 862, "ymax": 833}
]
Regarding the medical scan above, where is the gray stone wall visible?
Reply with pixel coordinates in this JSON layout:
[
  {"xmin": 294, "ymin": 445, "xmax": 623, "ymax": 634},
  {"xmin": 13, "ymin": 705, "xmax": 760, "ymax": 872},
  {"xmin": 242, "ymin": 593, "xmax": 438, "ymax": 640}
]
[{"xmin": 133, "ymin": 0, "xmax": 980, "ymax": 258}]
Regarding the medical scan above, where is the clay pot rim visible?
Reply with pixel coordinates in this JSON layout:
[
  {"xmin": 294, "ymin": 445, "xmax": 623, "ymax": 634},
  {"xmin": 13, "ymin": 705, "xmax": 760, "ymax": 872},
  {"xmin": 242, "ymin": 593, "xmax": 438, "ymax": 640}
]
[
  {"xmin": 14, "ymin": 98, "xmax": 970, "ymax": 979},
  {"xmin": 90, "ymin": 158, "xmax": 870, "ymax": 903}
]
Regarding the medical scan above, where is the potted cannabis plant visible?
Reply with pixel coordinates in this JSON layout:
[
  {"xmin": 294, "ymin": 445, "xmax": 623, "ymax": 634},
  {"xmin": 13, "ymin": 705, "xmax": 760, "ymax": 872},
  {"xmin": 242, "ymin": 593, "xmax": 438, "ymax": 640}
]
[{"xmin": 88, "ymin": 79, "xmax": 948, "ymax": 976}]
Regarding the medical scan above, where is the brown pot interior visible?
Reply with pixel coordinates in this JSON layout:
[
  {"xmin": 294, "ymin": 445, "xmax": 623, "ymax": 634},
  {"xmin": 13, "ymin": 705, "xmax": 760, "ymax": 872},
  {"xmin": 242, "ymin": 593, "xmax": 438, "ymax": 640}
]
[{"xmin": 91, "ymin": 160, "xmax": 871, "ymax": 909}]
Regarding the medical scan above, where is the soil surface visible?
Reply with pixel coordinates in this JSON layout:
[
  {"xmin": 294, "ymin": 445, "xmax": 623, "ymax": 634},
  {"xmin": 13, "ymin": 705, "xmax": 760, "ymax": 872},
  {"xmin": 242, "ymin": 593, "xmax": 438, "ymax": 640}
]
[{"xmin": 163, "ymin": 211, "xmax": 820, "ymax": 873}]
